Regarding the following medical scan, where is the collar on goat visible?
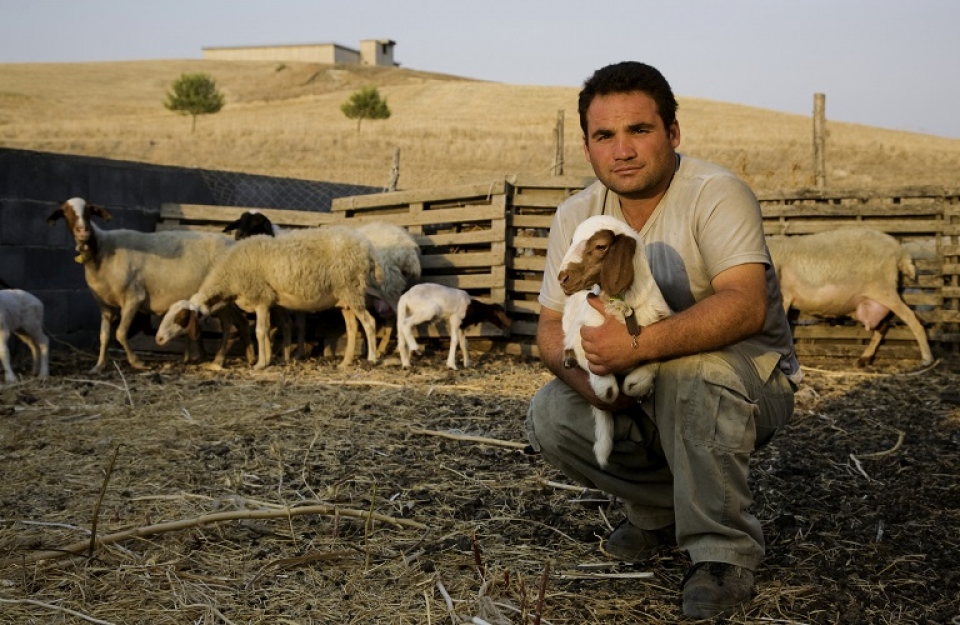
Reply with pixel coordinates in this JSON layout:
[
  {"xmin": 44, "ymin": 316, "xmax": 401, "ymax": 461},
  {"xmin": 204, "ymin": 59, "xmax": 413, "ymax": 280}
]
[{"xmin": 609, "ymin": 293, "xmax": 642, "ymax": 347}]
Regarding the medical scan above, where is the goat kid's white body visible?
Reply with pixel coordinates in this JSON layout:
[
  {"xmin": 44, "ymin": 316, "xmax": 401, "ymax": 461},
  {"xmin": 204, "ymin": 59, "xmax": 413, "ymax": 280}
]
[
  {"xmin": 0, "ymin": 289, "xmax": 50, "ymax": 383},
  {"xmin": 559, "ymin": 216, "xmax": 672, "ymax": 467},
  {"xmin": 396, "ymin": 283, "xmax": 472, "ymax": 370}
]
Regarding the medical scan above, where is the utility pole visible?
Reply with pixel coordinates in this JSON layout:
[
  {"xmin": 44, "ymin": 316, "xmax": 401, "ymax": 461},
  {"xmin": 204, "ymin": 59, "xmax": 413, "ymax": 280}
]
[{"xmin": 813, "ymin": 93, "xmax": 826, "ymax": 191}]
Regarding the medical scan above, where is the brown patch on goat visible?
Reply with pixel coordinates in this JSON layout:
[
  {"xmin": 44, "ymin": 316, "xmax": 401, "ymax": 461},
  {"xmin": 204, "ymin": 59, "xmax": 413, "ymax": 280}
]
[
  {"xmin": 558, "ymin": 229, "xmax": 636, "ymax": 297},
  {"xmin": 463, "ymin": 300, "xmax": 511, "ymax": 331}
]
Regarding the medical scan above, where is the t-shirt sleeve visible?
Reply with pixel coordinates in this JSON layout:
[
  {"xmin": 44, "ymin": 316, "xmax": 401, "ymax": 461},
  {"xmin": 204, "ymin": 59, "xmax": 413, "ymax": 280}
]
[
  {"xmin": 697, "ymin": 175, "xmax": 770, "ymax": 279},
  {"xmin": 538, "ymin": 210, "xmax": 572, "ymax": 313}
]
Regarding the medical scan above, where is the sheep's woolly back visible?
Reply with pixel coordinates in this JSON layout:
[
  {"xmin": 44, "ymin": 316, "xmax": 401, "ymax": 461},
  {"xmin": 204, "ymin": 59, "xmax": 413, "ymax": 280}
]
[
  {"xmin": 766, "ymin": 227, "xmax": 911, "ymax": 288},
  {"xmin": 90, "ymin": 229, "xmax": 235, "ymax": 313},
  {"xmin": 357, "ymin": 222, "xmax": 422, "ymax": 310},
  {"xmin": 194, "ymin": 226, "xmax": 376, "ymax": 313}
]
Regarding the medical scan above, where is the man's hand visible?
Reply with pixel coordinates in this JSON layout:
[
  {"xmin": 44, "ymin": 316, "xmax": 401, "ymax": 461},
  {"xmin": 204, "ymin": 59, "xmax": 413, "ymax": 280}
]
[{"xmin": 579, "ymin": 294, "xmax": 644, "ymax": 376}]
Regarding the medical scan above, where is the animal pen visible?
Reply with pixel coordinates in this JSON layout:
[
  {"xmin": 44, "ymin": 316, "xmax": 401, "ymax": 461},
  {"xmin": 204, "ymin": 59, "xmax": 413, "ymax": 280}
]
[{"xmin": 158, "ymin": 179, "xmax": 960, "ymax": 365}]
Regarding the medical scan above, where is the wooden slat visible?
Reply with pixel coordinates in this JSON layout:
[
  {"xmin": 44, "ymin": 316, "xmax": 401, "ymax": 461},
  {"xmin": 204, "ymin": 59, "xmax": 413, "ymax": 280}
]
[{"xmin": 331, "ymin": 181, "xmax": 506, "ymax": 211}]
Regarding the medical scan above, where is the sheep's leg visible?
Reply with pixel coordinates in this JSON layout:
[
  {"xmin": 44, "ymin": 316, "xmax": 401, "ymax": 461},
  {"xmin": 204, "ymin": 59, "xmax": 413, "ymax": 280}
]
[
  {"xmin": 339, "ymin": 309, "xmax": 358, "ymax": 368},
  {"xmin": 866, "ymin": 295, "xmax": 933, "ymax": 365},
  {"xmin": 377, "ymin": 325, "xmax": 394, "ymax": 359},
  {"xmin": 353, "ymin": 308, "xmax": 380, "ymax": 364},
  {"xmin": 115, "ymin": 303, "xmax": 148, "ymax": 370},
  {"xmin": 295, "ymin": 312, "xmax": 306, "ymax": 359},
  {"xmin": 591, "ymin": 407, "xmax": 615, "ymax": 467},
  {"xmin": 92, "ymin": 308, "xmax": 113, "ymax": 373},
  {"xmin": 253, "ymin": 306, "xmax": 272, "ymax": 370},
  {"xmin": 0, "ymin": 332, "xmax": 15, "ymax": 383}
]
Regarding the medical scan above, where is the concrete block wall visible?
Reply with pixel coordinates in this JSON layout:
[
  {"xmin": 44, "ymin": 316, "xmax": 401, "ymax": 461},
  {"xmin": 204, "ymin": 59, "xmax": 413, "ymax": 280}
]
[{"xmin": 0, "ymin": 147, "xmax": 374, "ymax": 356}]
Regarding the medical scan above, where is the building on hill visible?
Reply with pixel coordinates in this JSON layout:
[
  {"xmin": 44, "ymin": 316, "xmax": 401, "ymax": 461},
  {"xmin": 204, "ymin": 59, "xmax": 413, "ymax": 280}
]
[{"xmin": 202, "ymin": 39, "xmax": 398, "ymax": 67}]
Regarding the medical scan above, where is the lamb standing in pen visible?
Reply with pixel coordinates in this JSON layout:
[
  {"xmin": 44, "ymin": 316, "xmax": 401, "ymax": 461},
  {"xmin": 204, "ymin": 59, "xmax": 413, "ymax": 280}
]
[
  {"xmin": 396, "ymin": 283, "xmax": 511, "ymax": 370},
  {"xmin": 766, "ymin": 227, "xmax": 933, "ymax": 366},
  {"xmin": 157, "ymin": 226, "xmax": 383, "ymax": 369},
  {"xmin": 0, "ymin": 288, "xmax": 50, "ymax": 383},
  {"xmin": 46, "ymin": 197, "xmax": 252, "ymax": 372},
  {"xmin": 557, "ymin": 215, "xmax": 673, "ymax": 467}
]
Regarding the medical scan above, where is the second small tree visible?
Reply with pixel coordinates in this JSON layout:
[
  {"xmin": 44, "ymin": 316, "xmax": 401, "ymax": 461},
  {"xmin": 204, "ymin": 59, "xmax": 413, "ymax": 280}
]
[
  {"xmin": 164, "ymin": 73, "xmax": 225, "ymax": 133},
  {"xmin": 341, "ymin": 86, "xmax": 391, "ymax": 133}
]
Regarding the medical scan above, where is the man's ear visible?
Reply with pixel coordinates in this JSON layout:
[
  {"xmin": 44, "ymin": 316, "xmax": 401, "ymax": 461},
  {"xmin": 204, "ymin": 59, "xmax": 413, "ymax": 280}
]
[{"xmin": 599, "ymin": 234, "xmax": 636, "ymax": 297}]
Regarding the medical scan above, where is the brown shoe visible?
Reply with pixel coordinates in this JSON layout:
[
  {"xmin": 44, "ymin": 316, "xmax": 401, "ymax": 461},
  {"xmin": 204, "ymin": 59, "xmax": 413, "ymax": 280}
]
[
  {"xmin": 681, "ymin": 562, "xmax": 755, "ymax": 618},
  {"xmin": 602, "ymin": 519, "xmax": 677, "ymax": 562}
]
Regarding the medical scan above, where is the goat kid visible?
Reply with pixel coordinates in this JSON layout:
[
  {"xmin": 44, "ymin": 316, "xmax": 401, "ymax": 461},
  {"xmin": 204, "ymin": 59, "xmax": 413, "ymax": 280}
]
[
  {"xmin": 558, "ymin": 215, "xmax": 672, "ymax": 467},
  {"xmin": 0, "ymin": 289, "xmax": 50, "ymax": 383},
  {"xmin": 396, "ymin": 283, "xmax": 511, "ymax": 370}
]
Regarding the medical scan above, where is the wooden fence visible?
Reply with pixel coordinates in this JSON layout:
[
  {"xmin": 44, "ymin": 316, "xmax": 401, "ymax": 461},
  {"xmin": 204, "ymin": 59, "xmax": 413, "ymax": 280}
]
[{"xmin": 160, "ymin": 180, "xmax": 960, "ymax": 364}]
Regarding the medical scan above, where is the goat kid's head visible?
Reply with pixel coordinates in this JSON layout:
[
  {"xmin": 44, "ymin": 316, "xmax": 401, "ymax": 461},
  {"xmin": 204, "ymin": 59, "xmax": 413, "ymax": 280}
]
[
  {"xmin": 558, "ymin": 228, "xmax": 637, "ymax": 297},
  {"xmin": 46, "ymin": 197, "xmax": 112, "ymax": 252},
  {"xmin": 464, "ymin": 300, "xmax": 512, "ymax": 331}
]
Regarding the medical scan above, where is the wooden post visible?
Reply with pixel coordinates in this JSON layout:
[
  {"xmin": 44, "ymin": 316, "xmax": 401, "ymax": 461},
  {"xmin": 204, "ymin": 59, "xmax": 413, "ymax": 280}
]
[
  {"xmin": 813, "ymin": 93, "xmax": 826, "ymax": 191},
  {"xmin": 554, "ymin": 110, "xmax": 565, "ymax": 175},
  {"xmin": 384, "ymin": 147, "xmax": 400, "ymax": 192}
]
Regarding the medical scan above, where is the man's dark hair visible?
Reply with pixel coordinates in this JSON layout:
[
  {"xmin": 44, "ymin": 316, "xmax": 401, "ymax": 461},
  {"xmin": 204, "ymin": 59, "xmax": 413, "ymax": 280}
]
[{"xmin": 578, "ymin": 61, "xmax": 678, "ymax": 136}]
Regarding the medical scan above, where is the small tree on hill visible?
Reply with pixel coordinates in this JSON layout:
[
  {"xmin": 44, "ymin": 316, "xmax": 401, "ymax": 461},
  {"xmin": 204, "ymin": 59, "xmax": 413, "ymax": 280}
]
[
  {"xmin": 164, "ymin": 73, "xmax": 225, "ymax": 133},
  {"xmin": 341, "ymin": 86, "xmax": 391, "ymax": 132}
]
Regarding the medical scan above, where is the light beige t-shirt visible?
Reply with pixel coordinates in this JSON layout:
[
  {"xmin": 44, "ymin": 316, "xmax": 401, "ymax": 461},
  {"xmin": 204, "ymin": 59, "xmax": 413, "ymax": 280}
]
[{"xmin": 540, "ymin": 153, "xmax": 800, "ymax": 380}]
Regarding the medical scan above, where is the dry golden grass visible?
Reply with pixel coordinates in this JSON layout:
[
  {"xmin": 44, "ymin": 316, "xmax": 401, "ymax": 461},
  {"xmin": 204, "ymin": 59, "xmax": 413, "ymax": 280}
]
[{"xmin": 1, "ymin": 59, "xmax": 959, "ymax": 193}]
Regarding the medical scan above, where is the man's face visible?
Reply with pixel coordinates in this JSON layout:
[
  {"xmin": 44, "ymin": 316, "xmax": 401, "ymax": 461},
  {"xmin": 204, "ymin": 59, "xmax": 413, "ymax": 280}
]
[{"xmin": 582, "ymin": 91, "xmax": 681, "ymax": 200}]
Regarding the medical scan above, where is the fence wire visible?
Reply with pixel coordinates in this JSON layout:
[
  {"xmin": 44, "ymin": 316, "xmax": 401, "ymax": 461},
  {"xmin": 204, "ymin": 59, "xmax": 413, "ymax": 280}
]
[{"xmin": 200, "ymin": 169, "xmax": 379, "ymax": 212}]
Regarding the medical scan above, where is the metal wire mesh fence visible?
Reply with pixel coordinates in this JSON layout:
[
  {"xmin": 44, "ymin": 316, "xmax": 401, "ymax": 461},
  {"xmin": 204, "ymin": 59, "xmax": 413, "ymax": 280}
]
[{"xmin": 200, "ymin": 169, "xmax": 379, "ymax": 212}]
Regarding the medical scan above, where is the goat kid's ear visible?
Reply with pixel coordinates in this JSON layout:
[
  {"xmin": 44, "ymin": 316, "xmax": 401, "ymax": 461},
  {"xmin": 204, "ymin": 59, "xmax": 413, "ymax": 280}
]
[
  {"xmin": 599, "ymin": 234, "xmax": 637, "ymax": 297},
  {"xmin": 90, "ymin": 205, "xmax": 112, "ymax": 221},
  {"xmin": 46, "ymin": 208, "xmax": 65, "ymax": 225}
]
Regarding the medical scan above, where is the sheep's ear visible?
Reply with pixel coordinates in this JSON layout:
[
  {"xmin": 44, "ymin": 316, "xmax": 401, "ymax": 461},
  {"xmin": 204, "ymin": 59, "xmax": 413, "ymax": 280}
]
[
  {"xmin": 46, "ymin": 208, "xmax": 65, "ymax": 225},
  {"xmin": 185, "ymin": 310, "xmax": 201, "ymax": 341},
  {"xmin": 599, "ymin": 234, "xmax": 636, "ymax": 297},
  {"xmin": 222, "ymin": 220, "xmax": 239, "ymax": 233},
  {"xmin": 85, "ymin": 204, "xmax": 111, "ymax": 221}
]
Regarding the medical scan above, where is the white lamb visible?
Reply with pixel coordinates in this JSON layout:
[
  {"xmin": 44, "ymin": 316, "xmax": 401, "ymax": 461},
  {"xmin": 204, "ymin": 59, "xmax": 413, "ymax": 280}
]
[
  {"xmin": 0, "ymin": 289, "xmax": 50, "ymax": 383},
  {"xmin": 557, "ymin": 215, "xmax": 673, "ymax": 467},
  {"xmin": 396, "ymin": 283, "xmax": 511, "ymax": 370},
  {"xmin": 156, "ymin": 226, "xmax": 383, "ymax": 370},
  {"xmin": 46, "ymin": 197, "xmax": 252, "ymax": 372},
  {"xmin": 766, "ymin": 227, "xmax": 933, "ymax": 366}
]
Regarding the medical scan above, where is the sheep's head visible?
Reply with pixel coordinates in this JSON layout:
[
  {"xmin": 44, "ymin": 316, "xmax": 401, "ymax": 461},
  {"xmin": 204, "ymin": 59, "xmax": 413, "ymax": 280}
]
[
  {"xmin": 46, "ymin": 197, "xmax": 113, "ymax": 259},
  {"xmin": 223, "ymin": 210, "xmax": 276, "ymax": 240},
  {"xmin": 156, "ymin": 300, "xmax": 203, "ymax": 345},
  {"xmin": 558, "ymin": 228, "xmax": 637, "ymax": 297}
]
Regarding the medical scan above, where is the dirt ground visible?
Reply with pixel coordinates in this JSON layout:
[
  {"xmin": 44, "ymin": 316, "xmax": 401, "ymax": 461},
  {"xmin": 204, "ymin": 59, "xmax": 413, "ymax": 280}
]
[{"xmin": 0, "ymin": 342, "xmax": 958, "ymax": 624}]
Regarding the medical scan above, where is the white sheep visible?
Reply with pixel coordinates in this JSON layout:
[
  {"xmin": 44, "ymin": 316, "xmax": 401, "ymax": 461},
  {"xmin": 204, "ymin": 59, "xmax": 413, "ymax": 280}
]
[
  {"xmin": 396, "ymin": 283, "xmax": 511, "ymax": 370},
  {"xmin": 46, "ymin": 197, "xmax": 252, "ymax": 373},
  {"xmin": 0, "ymin": 289, "xmax": 50, "ymax": 383},
  {"xmin": 355, "ymin": 221, "xmax": 422, "ymax": 355},
  {"xmin": 557, "ymin": 215, "xmax": 672, "ymax": 467},
  {"xmin": 766, "ymin": 227, "xmax": 933, "ymax": 366},
  {"xmin": 156, "ymin": 226, "xmax": 383, "ymax": 370}
]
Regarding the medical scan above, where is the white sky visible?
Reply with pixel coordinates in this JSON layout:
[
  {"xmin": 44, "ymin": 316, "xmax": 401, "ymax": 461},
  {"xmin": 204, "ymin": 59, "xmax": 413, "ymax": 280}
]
[{"xmin": 3, "ymin": 0, "xmax": 958, "ymax": 139}]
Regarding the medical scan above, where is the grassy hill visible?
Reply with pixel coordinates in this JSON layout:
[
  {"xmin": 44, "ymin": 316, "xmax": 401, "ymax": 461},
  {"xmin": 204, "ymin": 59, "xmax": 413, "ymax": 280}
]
[{"xmin": 1, "ymin": 59, "xmax": 958, "ymax": 194}]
